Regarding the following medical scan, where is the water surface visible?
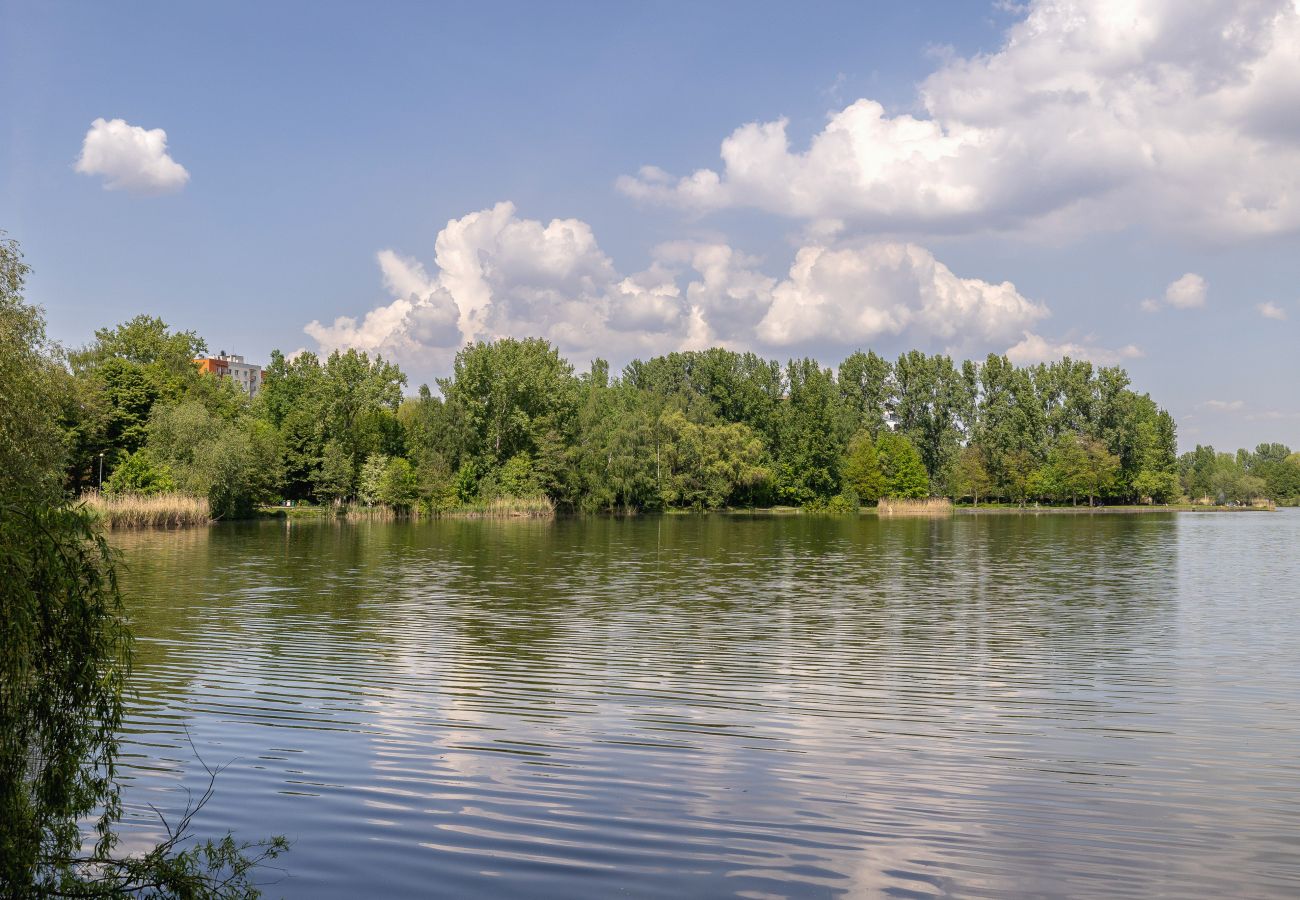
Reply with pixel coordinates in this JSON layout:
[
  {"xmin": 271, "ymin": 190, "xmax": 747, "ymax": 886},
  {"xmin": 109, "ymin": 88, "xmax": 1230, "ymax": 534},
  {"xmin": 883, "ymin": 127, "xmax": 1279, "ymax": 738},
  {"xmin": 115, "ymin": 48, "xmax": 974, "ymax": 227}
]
[{"xmin": 112, "ymin": 511, "xmax": 1300, "ymax": 898}]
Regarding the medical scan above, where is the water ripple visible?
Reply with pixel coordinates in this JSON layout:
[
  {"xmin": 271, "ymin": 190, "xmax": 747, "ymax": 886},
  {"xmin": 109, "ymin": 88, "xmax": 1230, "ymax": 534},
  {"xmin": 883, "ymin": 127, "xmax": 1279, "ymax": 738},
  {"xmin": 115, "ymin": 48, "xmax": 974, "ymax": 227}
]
[{"xmin": 108, "ymin": 511, "xmax": 1300, "ymax": 898}]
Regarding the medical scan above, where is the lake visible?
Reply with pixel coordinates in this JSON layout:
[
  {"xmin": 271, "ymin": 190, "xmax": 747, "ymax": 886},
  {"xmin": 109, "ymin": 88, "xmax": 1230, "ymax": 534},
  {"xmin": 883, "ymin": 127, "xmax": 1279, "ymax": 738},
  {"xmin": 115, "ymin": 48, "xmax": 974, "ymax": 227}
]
[{"xmin": 110, "ymin": 511, "xmax": 1300, "ymax": 898}]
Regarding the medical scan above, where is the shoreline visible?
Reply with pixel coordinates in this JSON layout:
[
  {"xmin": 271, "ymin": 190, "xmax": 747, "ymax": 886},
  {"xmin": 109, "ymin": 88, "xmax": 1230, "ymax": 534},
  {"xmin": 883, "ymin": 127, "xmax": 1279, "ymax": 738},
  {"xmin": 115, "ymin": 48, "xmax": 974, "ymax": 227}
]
[{"xmin": 93, "ymin": 500, "xmax": 1283, "ymax": 530}]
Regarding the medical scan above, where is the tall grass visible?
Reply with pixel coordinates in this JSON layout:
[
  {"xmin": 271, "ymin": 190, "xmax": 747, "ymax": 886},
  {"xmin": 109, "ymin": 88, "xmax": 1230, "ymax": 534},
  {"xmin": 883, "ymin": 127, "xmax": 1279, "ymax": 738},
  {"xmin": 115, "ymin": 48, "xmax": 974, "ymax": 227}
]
[
  {"xmin": 438, "ymin": 496, "xmax": 556, "ymax": 518},
  {"xmin": 877, "ymin": 497, "xmax": 954, "ymax": 517},
  {"xmin": 83, "ymin": 492, "xmax": 211, "ymax": 529}
]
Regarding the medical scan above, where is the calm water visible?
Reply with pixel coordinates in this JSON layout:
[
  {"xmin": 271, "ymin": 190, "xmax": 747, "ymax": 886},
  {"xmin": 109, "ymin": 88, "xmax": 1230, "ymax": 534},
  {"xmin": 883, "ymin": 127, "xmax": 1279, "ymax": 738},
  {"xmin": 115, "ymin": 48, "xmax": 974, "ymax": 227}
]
[{"xmin": 110, "ymin": 511, "xmax": 1300, "ymax": 898}]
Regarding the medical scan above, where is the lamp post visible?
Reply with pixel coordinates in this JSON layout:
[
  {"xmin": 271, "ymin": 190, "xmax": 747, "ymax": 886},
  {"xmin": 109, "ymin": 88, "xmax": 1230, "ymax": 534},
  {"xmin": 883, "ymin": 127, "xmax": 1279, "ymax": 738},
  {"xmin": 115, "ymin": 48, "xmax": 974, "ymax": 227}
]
[{"xmin": 97, "ymin": 451, "xmax": 105, "ymax": 490}]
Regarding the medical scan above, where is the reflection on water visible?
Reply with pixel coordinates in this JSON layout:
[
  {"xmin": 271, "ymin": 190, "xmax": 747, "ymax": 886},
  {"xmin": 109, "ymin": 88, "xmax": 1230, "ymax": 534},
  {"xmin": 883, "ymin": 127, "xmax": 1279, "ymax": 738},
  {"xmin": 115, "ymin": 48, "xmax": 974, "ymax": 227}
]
[{"xmin": 111, "ymin": 512, "xmax": 1300, "ymax": 898}]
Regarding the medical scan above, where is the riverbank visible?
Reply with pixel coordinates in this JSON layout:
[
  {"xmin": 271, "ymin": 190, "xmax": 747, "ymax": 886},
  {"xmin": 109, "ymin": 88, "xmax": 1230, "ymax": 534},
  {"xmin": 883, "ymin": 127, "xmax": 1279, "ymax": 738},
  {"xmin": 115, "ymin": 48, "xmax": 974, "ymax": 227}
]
[
  {"xmin": 259, "ymin": 496, "xmax": 555, "ymax": 520},
  {"xmin": 87, "ymin": 494, "xmax": 1278, "ymax": 529}
]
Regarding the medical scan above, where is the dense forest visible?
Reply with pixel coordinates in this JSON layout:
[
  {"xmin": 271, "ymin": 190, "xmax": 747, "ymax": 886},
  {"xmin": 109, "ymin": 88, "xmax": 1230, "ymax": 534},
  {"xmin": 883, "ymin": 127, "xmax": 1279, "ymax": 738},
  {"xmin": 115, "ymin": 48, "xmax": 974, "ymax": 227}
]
[{"xmin": 53, "ymin": 311, "xmax": 1300, "ymax": 516}]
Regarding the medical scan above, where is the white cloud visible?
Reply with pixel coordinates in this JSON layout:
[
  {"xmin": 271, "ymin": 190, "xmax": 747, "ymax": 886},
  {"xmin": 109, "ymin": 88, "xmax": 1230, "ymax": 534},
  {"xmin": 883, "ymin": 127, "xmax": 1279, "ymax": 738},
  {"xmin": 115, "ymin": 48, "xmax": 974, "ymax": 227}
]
[
  {"xmin": 1142, "ymin": 272, "xmax": 1208, "ymax": 311},
  {"xmin": 306, "ymin": 202, "xmax": 690, "ymax": 366},
  {"xmin": 1257, "ymin": 300, "xmax": 1289, "ymax": 320},
  {"xmin": 74, "ymin": 118, "xmax": 189, "ymax": 194},
  {"xmin": 1202, "ymin": 399, "xmax": 1246, "ymax": 411},
  {"xmin": 618, "ymin": 0, "xmax": 1300, "ymax": 240},
  {"xmin": 754, "ymin": 242, "xmax": 1049, "ymax": 349},
  {"xmin": 1163, "ymin": 273, "xmax": 1209, "ymax": 309},
  {"xmin": 1246, "ymin": 409, "xmax": 1300, "ymax": 421},
  {"xmin": 305, "ymin": 203, "xmax": 1056, "ymax": 369},
  {"xmin": 1005, "ymin": 332, "xmax": 1143, "ymax": 366}
]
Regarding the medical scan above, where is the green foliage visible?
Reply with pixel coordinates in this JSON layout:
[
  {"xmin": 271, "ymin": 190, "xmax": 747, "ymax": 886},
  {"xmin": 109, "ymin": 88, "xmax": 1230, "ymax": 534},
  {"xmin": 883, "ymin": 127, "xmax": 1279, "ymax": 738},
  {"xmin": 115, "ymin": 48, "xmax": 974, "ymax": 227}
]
[
  {"xmin": 314, "ymin": 440, "xmax": 353, "ymax": 504},
  {"xmin": 377, "ymin": 456, "xmax": 419, "ymax": 509},
  {"xmin": 496, "ymin": 452, "xmax": 542, "ymax": 498},
  {"xmin": 439, "ymin": 338, "xmax": 576, "ymax": 472},
  {"xmin": 837, "ymin": 350, "xmax": 891, "ymax": 437},
  {"xmin": 358, "ymin": 453, "xmax": 390, "ymax": 505},
  {"xmin": 1034, "ymin": 434, "xmax": 1120, "ymax": 505},
  {"xmin": 145, "ymin": 402, "xmax": 282, "ymax": 518},
  {"xmin": 891, "ymin": 350, "xmax": 969, "ymax": 490},
  {"xmin": 841, "ymin": 430, "xmax": 884, "ymax": 503},
  {"xmin": 950, "ymin": 444, "xmax": 993, "ymax": 504},
  {"xmin": 657, "ymin": 409, "xmax": 769, "ymax": 509},
  {"xmin": 876, "ymin": 431, "xmax": 930, "ymax": 498},
  {"xmin": 66, "ymin": 315, "xmax": 226, "ymax": 483},
  {"xmin": 2, "ymin": 234, "xmax": 284, "ymax": 896},
  {"xmin": 36, "ymin": 241, "xmax": 1272, "ymax": 513},
  {"xmin": 1, "ymin": 501, "xmax": 130, "ymax": 890},
  {"xmin": 1178, "ymin": 444, "xmax": 1282, "ymax": 504},
  {"xmin": 103, "ymin": 449, "xmax": 177, "ymax": 495},
  {"xmin": 1243, "ymin": 443, "xmax": 1300, "ymax": 500},
  {"xmin": 75, "ymin": 314, "xmax": 206, "ymax": 372},
  {"xmin": 825, "ymin": 493, "xmax": 858, "ymax": 514},
  {"xmin": 2, "ymin": 238, "xmax": 128, "ymax": 885},
  {"xmin": 773, "ymin": 358, "xmax": 842, "ymax": 504}
]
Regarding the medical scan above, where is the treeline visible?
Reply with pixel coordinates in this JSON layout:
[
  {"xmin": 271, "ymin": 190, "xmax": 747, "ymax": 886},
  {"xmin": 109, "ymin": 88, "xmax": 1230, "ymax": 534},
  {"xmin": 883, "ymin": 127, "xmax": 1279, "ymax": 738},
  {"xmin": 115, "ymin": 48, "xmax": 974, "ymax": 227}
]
[
  {"xmin": 1178, "ymin": 443, "xmax": 1300, "ymax": 505},
  {"xmin": 56, "ymin": 314, "xmax": 1299, "ymax": 515}
]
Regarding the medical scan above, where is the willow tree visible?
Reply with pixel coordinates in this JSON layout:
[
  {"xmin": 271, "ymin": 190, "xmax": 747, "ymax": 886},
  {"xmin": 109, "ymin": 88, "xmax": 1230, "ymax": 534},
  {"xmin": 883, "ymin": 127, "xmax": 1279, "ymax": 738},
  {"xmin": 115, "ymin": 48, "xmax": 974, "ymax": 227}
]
[{"xmin": 0, "ymin": 234, "xmax": 284, "ymax": 896}]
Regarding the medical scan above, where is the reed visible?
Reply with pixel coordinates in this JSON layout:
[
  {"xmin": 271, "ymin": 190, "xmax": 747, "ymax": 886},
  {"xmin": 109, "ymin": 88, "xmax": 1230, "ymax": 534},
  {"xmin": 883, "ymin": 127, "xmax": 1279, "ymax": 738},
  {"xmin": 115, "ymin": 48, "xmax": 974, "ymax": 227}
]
[
  {"xmin": 83, "ymin": 491, "xmax": 212, "ymax": 529},
  {"xmin": 877, "ymin": 497, "xmax": 954, "ymax": 517},
  {"xmin": 442, "ymin": 496, "xmax": 556, "ymax": 518}
]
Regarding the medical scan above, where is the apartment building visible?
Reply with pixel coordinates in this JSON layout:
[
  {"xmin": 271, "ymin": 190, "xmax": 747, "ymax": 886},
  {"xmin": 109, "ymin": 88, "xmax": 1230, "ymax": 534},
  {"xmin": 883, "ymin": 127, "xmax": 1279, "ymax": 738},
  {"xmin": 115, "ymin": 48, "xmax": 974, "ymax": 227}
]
[{"xmin": 193, "ymin": 351, "xmax": 264, "ymax": 398}]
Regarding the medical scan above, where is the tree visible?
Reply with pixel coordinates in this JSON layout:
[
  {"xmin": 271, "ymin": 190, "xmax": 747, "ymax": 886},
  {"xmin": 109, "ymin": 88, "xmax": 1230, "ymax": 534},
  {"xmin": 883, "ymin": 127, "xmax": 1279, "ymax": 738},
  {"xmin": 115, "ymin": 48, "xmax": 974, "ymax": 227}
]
[
  {"xmin": 1036, "ymin": 434, "xmax": 1119, "ymax": 505},
  {"xmin": 657, "ymin": 409, "xmax": 768, "ymax": 509},
  {"xmin": 838, "ymin": 350, "xmax": 891, "ymax": 438},
  {"xmin": 314, "ymin": 440, "xmax": 353, "ymax": 504},
  {"xmin": 438, "ymin": 338, "xmax": 577, "ymax": 474},
  {"xmin": 1, "ymin": 234, "xmax": 284, "ymax": 894},
  {"xmin": 841, "ymin": 430, "xmax": 884, "ymax": 503},
  {"xmin": 1244, "ymin": 443, "xmax": 1300, "ymax": 500},
  {"xmin": 891, "ymin": 351, "xmax": 967, "ymax": 489},
  {"xmin": 773, "ymin": 358, "xmax": 843, "ymax": 504},
  {"xmin": 73, "ymin": 314, "xmax": 206, "ymax": 373},
  {"xmin": 145, "ymin": 402, "xmax": 281, "ymax": 518},
  {"xmin": 321, "ymin": 349, "xmax": 406, "ymax": 476},
  {"xmin": 358, "ymin": 453, "xmax": 390, "ymax": 505},
  {"xmin": 377, "ymin": 456, "xmax": 419, "ymax": 509},
  {"xmin": 876, "ymin": 431, "xmax": 929, "ymax": 498},
  {"xmin": 950, "ymin": 444, "xmax": 993, "ymax": 505},
  {"xmin": 103, "ymin": 449, "xmax": 177, "ymax": 495},
  {"xmin": 1180, "ymin": 444, "xmax": 1219, "ymax": 500},
  {"xmin": 978, "ymin": 354, "xmax": 1047, "ymax": 501},
  {"xmin": 65, "ymin": 315, "xmax": 226, "ymax": 478}
]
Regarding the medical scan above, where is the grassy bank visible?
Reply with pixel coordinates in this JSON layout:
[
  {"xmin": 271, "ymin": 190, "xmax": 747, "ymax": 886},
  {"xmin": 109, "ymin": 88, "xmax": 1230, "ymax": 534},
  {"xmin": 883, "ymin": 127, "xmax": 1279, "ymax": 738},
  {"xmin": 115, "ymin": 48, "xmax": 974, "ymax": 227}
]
[
  {"xmin": 83, "ymin": 492, "xmax": 211, "ymax": 528},
  {"xmin": 258, "ymin": 496, "xmax": 556, "ymax": 520}
]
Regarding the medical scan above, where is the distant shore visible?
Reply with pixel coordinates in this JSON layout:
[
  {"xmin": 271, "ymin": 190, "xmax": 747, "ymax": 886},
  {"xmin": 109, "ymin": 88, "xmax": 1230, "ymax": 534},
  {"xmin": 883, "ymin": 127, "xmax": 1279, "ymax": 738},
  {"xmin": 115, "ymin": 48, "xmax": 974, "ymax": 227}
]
[{"xmin": 87, "ymin": 494, "xmax": 1283, "ymax": 530}]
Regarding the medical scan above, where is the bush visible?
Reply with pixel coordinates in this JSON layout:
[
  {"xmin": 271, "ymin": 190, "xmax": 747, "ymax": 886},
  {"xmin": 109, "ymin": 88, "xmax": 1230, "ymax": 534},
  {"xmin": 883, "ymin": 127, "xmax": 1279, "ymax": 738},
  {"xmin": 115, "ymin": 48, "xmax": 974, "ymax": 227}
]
[{"xmin": 104, "ymin": 449, "xmax": 176, "ymax": 496}]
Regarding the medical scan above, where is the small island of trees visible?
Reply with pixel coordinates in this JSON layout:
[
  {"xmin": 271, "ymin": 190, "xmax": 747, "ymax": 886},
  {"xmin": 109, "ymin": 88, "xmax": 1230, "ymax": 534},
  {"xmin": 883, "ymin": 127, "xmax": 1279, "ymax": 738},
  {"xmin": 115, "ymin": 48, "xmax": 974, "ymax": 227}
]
[{"xmin": 57, "ymin": 315, "xmax": 1299, "ymax": 520}]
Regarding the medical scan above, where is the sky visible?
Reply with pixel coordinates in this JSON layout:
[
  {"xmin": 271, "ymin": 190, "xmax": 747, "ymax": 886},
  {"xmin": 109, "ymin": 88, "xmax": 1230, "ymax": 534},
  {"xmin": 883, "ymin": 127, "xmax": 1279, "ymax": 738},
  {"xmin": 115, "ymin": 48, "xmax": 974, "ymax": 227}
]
[{"xmin": 3, "ymin": 0, "xmax": 1299, "ymax": 452}]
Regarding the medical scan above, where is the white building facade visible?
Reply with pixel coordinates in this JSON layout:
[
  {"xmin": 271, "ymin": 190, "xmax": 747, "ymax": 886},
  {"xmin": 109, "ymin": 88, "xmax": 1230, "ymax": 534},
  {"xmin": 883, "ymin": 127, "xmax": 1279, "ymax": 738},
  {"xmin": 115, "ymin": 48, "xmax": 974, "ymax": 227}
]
[{"xmin": 195, "ymin": 351, "xmax": 264, "ymax": 398}]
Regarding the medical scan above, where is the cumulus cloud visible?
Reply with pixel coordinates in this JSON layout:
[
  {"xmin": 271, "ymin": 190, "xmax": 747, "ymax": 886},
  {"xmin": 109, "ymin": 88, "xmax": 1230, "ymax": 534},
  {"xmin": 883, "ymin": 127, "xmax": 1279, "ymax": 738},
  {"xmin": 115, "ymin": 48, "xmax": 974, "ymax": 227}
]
[
  {"xmin": 1257, "ymin": 300, "xmax": 1289, "ymax": 320},
  {"xmin": 1142, "ymin": 272, "xmax": 1208, "ymax": 312},
  {"xmin": 754, "ymin": 242, "xmax": 1049, "ymax": 349},
  {"xmin": 1005, "ymin": 332, "xmax": 1144, "ymax": 366},
  {"xmin": 74, "ymin": 117, "xmax": 189, "ymax": 193},
  {"xmin": 305, "ymin": 203, "xmax": 1058, "ymax": 369},
  {"xmin": 618, "ymin": 0, "xmax": 1300, "ymax": 239},
  {"xmin": 1164, "ymin": 273, "xmax": 1209, "ymax": 309},
  {"xmin": 1203, "ymin": 399, "xmax": 1246, "ymax": 411}
]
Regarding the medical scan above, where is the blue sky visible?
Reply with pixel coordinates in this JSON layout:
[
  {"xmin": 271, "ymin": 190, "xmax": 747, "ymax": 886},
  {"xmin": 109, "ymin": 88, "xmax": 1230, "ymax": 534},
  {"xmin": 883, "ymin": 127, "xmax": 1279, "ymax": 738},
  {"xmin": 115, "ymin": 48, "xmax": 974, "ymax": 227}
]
[{"xmin": 3, "ymin": 0, "xmax": 1299, "ymax": 451}]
